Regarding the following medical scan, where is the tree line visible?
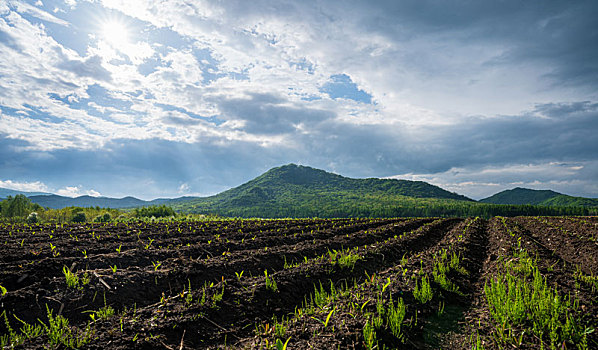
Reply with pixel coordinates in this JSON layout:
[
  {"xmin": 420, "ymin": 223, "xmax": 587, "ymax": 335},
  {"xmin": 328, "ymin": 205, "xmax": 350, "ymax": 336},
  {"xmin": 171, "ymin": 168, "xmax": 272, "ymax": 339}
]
[{"xmin": 0, "ymin": 195, "xmax": 176, "ymax": 223}]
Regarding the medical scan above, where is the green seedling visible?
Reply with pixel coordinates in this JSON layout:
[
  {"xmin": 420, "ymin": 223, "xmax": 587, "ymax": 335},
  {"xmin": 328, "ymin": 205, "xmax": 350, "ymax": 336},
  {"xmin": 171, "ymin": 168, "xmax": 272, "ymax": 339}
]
[
  {"xmin": 382, "ymin": 277, "xmax": 391, "ymax": 293},
  {"xmin": 360, "ymin": 300, "xmax": 370, "ymax": 312},
  {"xmin": 63, "ymin": 266, "xmax": 79, "ymax": 289},
  {"xmin": 144, "ymin": 237, "xmax": 154, "ymax": 250},
  {"xmin": 89, "ymin": 305, "xmax": 114, "ymax": 322},
  {"xmin": 264, "ymin": 270, "xmax": 278, "ymax": 292},
  {"xmin": 324, "ymin": 308, "xmax": 335, "ymax": 328},
  {"xmin": 235, "ymin": 270, "xmax": 244, "ymax": 281},
  {"xmin": 81, "ymin": 272, "xmax": 90, "ymax": 286},
  {"xmin": 276, "ymin": 336, "xmax": 291, "ymax": 350}
]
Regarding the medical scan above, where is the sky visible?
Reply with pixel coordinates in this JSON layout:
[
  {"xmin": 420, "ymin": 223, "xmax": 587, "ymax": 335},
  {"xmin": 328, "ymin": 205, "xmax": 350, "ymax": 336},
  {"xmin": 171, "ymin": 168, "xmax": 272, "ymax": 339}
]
[{"xmin": 1, "ymin": 0, "xmax": 597, "ymax": 200}]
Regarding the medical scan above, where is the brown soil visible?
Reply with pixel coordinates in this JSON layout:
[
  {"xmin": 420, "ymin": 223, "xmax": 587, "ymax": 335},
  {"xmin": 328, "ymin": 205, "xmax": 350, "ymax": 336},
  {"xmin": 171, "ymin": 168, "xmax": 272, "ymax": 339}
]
[{"xmin": 0, "ymin": 217, "xmax": 595, "ymax": 349}]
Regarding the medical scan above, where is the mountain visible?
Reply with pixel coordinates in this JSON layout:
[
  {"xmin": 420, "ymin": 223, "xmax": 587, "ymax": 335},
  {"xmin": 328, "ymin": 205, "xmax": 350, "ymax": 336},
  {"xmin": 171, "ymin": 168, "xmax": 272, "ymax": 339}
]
[
  {"xmin": 0, "ymin": 188, "xmax": 51, "ymax": 199},
  {"xmin": 6, "ymin": 166, "xmax": 596, "ymax": 216},
  {"xmin": 480, "ymin": 188, "xmax": 561, "ymax": 205},
  {"xmin": 25, "ymin": 195, "xmax": 176, "ymax": 209},
  {"xmin": 480, "ymin": 187, "xmax": 598, "ymax": 207},
  {"xmin": 171, "ymin": 163, "xmax": 475, "ymax": 217}
]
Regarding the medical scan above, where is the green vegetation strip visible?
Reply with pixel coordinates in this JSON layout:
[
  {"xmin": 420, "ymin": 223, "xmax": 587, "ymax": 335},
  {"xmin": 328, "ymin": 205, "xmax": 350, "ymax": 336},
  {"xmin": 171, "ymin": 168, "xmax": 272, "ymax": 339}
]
[{"xmin": 480, "ymin": 221, "xmax": 594, "ymax": 349}]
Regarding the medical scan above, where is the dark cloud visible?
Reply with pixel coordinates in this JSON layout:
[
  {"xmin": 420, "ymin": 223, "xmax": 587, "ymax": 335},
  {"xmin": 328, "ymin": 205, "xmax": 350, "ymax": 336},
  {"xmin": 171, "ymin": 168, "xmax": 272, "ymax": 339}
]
[
  {"xmin": 162, "ymin": 113, "xmax": 202, "ymax": 127},
  {"xmin": 2, "ymin": 101, "xmax": 597, "ymax": 198},
  {"xmin": 430, "ymin": 102, "xmax": 598, "ymax": 170},
  {"xmin": 216, "ymin": 93, "xmax": 334, "ymax": 135},
  {"xmin": 0, "ymin": 135, "xmax": 292, "ymax": 199},
  {"xmin": 275, "ymin": 101, "xmax": 598, "ymax": 180},
  {"xmin": 298, "ymin": 0, "xmax": 598, "ymax": 90},
  {"xmin": 0, "ymin": 134, "xmax": 31, "ymax": 165}
]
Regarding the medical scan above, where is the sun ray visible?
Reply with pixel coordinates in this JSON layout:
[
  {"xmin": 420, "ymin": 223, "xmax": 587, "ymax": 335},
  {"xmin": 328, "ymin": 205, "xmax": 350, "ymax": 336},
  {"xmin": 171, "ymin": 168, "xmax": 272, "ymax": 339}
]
[{"xmin": 101, "ymin": 20, "xmax": 129, "ymax": 48}]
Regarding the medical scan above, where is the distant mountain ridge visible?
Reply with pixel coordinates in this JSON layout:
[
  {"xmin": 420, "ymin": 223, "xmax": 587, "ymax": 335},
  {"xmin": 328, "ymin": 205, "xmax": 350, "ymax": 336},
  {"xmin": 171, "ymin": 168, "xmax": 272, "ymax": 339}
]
[
  {"xmin": 0, "ymin": 188, "xmax": 51, "ymax": 199},
  {"xmin": 480, "ymin": 187, "xmax": 598, "ymax": 207},
  {"xmin": 3, "ymin": 165, "xmax": 597, "ymax": 214},
  {"xmin": 26, "ymin": 195, "xmax": 172, "ymax": 209},
  {"xmin": 0, "ymin": 192, "xmax": 180, "ymax": 209}
]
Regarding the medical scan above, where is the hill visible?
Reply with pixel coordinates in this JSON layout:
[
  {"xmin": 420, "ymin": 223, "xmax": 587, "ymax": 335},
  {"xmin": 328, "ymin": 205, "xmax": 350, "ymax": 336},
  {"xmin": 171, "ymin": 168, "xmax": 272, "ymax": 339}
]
[
  {"xmin": 204, "ymin": 163, "xmax": 472, "ymax": 204},
  {"xmin": 170, "ymin": 164, "xmax": 582, "ymax": 218},
  {"xmin": 480, "ymin": 187, "xmax": 598, "ymax": 207}
]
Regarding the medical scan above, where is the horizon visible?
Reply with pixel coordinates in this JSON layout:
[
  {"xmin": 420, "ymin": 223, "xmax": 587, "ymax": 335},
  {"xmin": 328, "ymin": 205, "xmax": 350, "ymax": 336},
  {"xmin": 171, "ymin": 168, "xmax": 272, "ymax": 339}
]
[
  {"xmin": 1, "ymin": 163, "xmax": 594, "ymax": 202},
  {"xmin": 1, "ymin": 1, "xmax": 597, "ymax": 200}
]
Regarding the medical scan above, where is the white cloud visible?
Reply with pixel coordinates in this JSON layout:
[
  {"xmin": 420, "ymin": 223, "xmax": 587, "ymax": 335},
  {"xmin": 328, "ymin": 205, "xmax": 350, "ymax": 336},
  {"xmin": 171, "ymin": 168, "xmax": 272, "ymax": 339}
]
[
  {"xmin": 0, "ymin": 180, "xmax": 100, "ymax": 198},
  {"xmin": 8, "ymin": 0, "xmax": 70, "ymax": 26},
  {"xmin": 0, "ymin": 179, "xmax": 48, "ymax": 192},
  {"xmin": 56, "ymin": 185, "xmax": 101, "ymax": 197},
  {"xmin": 178, "ymin": 183, "xmax": 189, "ymax": 193},
  {"xmin": 63, "ymin": 0, "xmax": 76, "ymax": 8},
  {"xmin": 390, "ymin": 161, "xmax": 598, "ymax": 200}
]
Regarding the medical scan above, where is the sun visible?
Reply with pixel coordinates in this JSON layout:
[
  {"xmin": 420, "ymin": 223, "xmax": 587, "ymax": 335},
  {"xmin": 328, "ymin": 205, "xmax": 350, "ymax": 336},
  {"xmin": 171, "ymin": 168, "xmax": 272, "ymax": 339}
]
[{"xmin": 101, "ymin": 20, "xmax": 130, "ymax": 48}]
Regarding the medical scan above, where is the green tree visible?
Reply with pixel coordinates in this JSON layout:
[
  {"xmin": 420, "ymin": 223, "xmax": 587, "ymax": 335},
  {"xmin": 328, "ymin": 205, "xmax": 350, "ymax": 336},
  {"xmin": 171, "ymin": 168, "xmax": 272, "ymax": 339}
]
[
  {"xmin": 94, "ymin": 212, "xmax": 112, "ymax": 223},
  {"xmin": 1, "ymin": 194, "xmax": 34, "ymax": 218},
  {"xmin": 72, "ymin": 211, "xmax": 87, "ymax": 223}
]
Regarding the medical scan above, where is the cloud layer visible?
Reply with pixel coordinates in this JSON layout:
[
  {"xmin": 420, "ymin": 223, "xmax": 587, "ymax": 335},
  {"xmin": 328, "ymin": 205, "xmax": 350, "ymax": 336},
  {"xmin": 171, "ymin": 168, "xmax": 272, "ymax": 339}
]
[{"xmin": 0, "ymin": 0, "xmax": 597, "ymax": 199}]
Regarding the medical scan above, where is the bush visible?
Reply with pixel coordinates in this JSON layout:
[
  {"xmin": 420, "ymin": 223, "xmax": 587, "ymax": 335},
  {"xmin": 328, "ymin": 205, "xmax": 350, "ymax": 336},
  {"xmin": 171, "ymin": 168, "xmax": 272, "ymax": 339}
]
[
  {"xmin": 135, "ymin": 205, "xmax": 176, "ymax": 218},
  {"xmin": 94, "ymin": 213, "xmax": 112, "ymax": 223},
  {"xmin": 72, "ymin": 212, "xmax": 87, "ymax": 223},
  {"xmin": 26, "ymin": 212, "xmax": 39, "ymax": 224}
]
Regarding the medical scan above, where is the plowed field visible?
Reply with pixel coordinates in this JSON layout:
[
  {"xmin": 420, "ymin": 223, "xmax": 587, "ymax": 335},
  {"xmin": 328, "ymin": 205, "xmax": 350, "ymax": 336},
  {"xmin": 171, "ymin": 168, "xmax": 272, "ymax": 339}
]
[{"xmin": 1, "ymin": 217, "xmax": 596, "ymax": 349}]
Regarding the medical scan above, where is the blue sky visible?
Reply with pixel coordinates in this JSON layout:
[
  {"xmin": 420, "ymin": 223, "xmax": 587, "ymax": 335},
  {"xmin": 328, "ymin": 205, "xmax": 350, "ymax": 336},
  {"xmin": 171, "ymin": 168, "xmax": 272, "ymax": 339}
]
[{"xmin": 1, "ymin": 0, "xmax": 597, "ymax": 200}]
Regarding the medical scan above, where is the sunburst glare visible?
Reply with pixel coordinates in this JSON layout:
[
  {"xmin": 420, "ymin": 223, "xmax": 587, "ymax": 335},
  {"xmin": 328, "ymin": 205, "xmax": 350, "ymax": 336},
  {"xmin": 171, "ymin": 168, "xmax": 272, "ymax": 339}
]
[{"xmin": 101, "ymin": 20, "xmax": 129, "ymax": 48}]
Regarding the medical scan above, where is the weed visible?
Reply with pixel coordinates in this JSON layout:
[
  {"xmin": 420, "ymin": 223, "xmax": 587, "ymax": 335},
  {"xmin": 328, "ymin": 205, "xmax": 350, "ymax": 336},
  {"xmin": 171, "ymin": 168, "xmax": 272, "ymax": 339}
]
[
  {"xmin": 272, "ymin": 316, "xmax": 287, "ymax": 339},
  {"xmin": 212, "ymin": 286, "xmax": 224, "ymax": 306},
  {"xmin": 264, "ymin": 270, "xmax": 278, "ymax": 292},
  {"xmin": 328, "ymin": 247, "xmax": 361, "ymax": 270},
  {"xmin": 81, "ymin": 272, "xmax": 90, "ymax": 286},
  {"xmin": 413, "ymin": 275, "xmax": 433, "ymax": 304},
  {"xmin": 363, "ymin": 317, "xmax": 377, "ymax": 350},
  {"xmin": 185, "ymin": 280, "xmax": 193, "ymax": 305},
  {"xmin": 89, "ymin": 305, "xmax": 115, "ymax": 322},
  {"xmin": 14, "ymin": 314, "xmax": 43, "ymax": 340},
  {"xmin": 573, "ymin": 266, "xmax": 598, "ymax": 293},
  {"xmin": 39, "ymin": 305, "xmax": 93, "ymax": 348},
  {"xmin": 63, "ymin": 266, "xmax": 79, "ymax": 289},
  {"xmin": 386, "ymin": 297, "xmax": 406, "ymax": 341},
  {"xmin": 485, "ymin": 249, "xmax": 589, "ymax": 349}
]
